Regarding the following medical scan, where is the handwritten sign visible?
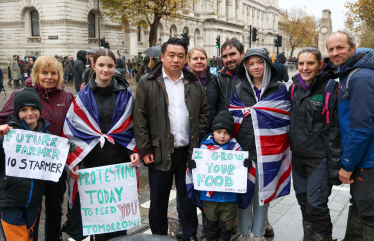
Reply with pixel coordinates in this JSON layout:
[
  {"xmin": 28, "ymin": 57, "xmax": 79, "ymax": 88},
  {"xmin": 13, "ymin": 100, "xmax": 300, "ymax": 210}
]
[
  {"xmin": 77, "ymin": 163, "xmax": 140, "ymax": 236},
  {"xmin": 3, "ymin": 129, "xmax": 69, "ymax": 182},
  {"xmin": 192, "ymin": 148, "xmax": 248, "ymax": 193}
]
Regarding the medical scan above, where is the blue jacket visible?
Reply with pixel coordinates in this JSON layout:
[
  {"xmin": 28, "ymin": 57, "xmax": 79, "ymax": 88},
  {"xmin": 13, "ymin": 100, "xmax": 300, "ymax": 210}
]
[
  {"xmin": 199, "ymin": 134, "xmax": 242, "ymax": 203},
  {"xmin": 338, "ymin": 52, "xmax": 374, "ymax": 172}
]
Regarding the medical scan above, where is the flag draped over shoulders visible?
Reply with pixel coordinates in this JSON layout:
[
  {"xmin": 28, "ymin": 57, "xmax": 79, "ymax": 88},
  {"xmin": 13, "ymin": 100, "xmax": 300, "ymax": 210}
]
[
  {"xmin": 62, "ymin": 84, "xmax": 138, "ymax": 206},
  {"xmin": 229, "ymin": 85, "xmax": 291, "ymax": 206},
  {"xmin": 63, "ymin": 84, "xmax": 138, "ymax": 170}
]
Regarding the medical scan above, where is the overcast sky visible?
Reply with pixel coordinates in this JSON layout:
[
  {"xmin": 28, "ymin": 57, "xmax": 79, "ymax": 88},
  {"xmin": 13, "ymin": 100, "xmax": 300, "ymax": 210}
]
[{"xmin": 278, "ymin": 0, "xmax": 347, "ymax": 31}]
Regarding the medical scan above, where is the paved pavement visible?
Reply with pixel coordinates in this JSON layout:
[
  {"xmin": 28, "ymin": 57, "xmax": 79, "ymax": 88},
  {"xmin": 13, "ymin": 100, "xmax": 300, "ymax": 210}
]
[{"xmin": 1, "ymin": 70, "xmax": 351, "ymax": 241}]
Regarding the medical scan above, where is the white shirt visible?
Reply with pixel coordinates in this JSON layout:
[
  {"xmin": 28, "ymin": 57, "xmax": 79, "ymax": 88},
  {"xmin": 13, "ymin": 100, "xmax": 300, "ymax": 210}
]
[{"xmin": 162, "ymin": 68, "xmax": 190, "ymax": 147}]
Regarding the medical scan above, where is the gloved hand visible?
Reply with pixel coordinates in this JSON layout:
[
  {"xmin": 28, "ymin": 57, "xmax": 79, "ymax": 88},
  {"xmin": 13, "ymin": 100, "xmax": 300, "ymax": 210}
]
[
  {"xmin": 244, "ymin": 158, "xmax": 252, "ymax": 168},
  {"xmin": 187, "ymin": 158, "xmax": 197, "ymax": 169},
  {"xmin": 68, "ymin": 140, "xmax": 77, "ymax": 154}
]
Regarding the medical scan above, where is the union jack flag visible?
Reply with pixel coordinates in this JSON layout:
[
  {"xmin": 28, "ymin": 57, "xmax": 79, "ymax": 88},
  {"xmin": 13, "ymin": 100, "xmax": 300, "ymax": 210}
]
[
  {"xmin": 229, "ymin": 85, "xmax": 291, "ymax": 205},
  {"xmin": 62, "ymin": 84, "xmax": 138, "ymax": 206}
]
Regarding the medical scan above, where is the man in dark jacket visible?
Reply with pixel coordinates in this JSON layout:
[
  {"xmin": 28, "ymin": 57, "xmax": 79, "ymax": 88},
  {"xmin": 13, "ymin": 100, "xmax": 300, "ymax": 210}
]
[
  {"xmin": 273, "ymin": 53, "xmax": 289, "ymax": 82},
  {"xmin": 73, "ymin": 50, "xmax": 88, "ymax": 94},
  {"xmin": 134, "ymin": 37, "xmax": 209, "ymax": 241},
  {"xmin": 327, "ymin": 30, "xmax": 374, "ymax": 240},
  {"xmin": 116, "ymin": 58, "xmax": 127, "ymax": 79},
  {"xmin": 216, "ymin": 38, "xmax": 245, "ymax": 112},
  {"xmin": 136, "ymin": 55, "xmax": 151, "ymax": 82},
  {"xmin": 209, "ymin": 56, "xmax": 217, "ymax": 68}
]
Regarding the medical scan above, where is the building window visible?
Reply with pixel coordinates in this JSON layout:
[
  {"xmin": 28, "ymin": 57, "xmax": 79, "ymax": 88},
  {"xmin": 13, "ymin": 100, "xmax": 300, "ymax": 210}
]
[
  {"xmin": 137, "ymin": 26, "xmax": 141, "ymax": 41},
  {"xmin": 31, "ymin": 10, "xmax": 40, "ymax": 36},
  {"xmin": 88, "ymin": 13, "xmax": 95, "ymax": 37}
]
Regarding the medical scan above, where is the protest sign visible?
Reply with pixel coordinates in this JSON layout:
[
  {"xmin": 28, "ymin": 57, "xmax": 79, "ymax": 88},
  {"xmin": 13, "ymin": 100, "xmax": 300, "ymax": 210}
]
[
  {"xmin": 3, "ymin": 129, "xmax": 69, "ymax": 182},
  {"xmin": 77, "ymin": 163, "xmax": 140, "ymax": 236},
  {"xmin": 192, "ymin": 148, "xmax": 248, "ymax": 193}
]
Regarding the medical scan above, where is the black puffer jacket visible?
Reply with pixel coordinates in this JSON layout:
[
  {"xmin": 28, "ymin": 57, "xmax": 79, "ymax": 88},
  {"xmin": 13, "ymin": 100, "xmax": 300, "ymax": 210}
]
[
  {"xmin": 288, "ymin": 58, "xmax": 338, "ymax": 158},
  {"xmin": 216, "ymin": 68, "xmax": 235, "ymax": 112},
  {"xmin": 289, "ymin": 58, "xmax": 341, "ymax": 185},
  {"xmin": 81, "ymin": 73, "xmax": 135, "ymax": 169},
  {"xmin": 73, "ymin": 50, "xmax": 87, "ymax": 90},
  {"xmin": 233, "ymin": 47, "xmax": 283, "ymax": 160},
  {"xmin": 201, "ymin": 67, "xmax": 219, "ymax": 123},
  {"xmin": 0, "ymin": 115, "xmax": 49, "ymax": 207}
]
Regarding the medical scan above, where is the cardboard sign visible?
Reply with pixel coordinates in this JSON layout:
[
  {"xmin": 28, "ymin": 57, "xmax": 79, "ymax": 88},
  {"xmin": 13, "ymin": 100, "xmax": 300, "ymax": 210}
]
[
  {"xmin": 3, "ymin": 129, "xmax": 69, "ymax": 182},
  {"xmin": 77, "ymin": 163, "xmax": 140, "ymax": 236},
  {"xmin": 192, "ymin": 148, "xmax": 248, "ymax": 193}
]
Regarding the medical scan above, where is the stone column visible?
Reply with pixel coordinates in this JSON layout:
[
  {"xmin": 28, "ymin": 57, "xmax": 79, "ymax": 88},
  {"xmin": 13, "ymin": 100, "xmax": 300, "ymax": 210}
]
[
  {"xmin": 226, "ymin": 0, "xmax": 231, "ymax": 20},
  {"xmin": 218, "ymin": 0, "xmax": 222, "ymax": 16}
]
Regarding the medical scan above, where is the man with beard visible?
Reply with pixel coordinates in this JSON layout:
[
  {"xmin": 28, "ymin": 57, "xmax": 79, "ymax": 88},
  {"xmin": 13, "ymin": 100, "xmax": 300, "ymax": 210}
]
[{"xmin": 216, "ymin": 38, "xmax": 245, "ymax": 112}]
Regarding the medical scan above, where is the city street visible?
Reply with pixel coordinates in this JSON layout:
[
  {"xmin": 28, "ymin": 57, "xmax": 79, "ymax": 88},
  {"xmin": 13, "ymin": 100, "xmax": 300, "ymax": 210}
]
[{"xmin": 0, "ymin": 69, "xmax": 349, "ymax": 241}]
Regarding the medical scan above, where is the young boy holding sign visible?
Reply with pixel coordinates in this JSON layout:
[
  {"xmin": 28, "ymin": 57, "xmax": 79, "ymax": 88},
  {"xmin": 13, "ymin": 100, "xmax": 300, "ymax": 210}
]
[
  {"xmin": 0, "ymin": 88, "xmax": 55, "ymax": 240},
  {"xmin": 188, "ymin": 110, "xmax": 252, "ymax": 241}
]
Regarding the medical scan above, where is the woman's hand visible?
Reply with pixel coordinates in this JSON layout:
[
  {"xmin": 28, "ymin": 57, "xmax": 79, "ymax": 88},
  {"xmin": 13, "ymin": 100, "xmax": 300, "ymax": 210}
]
[
  {"xmin": 80, "ymin": 83, "xmax": 86, "ymax": 90},
  {"xmin": 69, "ymin": 165, "xmax": 80, "ymax": 180},
  {"xmin": 130, "ymin": 153, "xmax": 141, "ymax": 168},
  {"xmin": 0, "ymin": 125, "xmax": 12, "ymax": 137}
]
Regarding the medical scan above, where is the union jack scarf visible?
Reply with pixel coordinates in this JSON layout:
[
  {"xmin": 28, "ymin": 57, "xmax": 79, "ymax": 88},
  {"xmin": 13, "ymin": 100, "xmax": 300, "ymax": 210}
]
[
  {"xmin": 186, "ymin": 135, "xmax": 256, "ymax": 209},
  {"xmin": 63, "ymin": 84, "xmax": 138, "ymax": 206},
  {"xmin": 229, "ymin": 85, "xmax": 291, "ymax": 205}
]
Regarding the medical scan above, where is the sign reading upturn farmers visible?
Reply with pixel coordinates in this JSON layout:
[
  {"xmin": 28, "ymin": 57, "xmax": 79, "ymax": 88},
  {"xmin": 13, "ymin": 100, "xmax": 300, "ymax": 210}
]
[
  {"xmin": 3, "ymin": 129, "xmax": 69, "ymax": 182},
  {"xmin": 77, "ymin": 163, "xmax": 140, "ymax": 236},
  {"xmin": 192, "ymin": 148, "xmax": 248, "ymax": 193}
]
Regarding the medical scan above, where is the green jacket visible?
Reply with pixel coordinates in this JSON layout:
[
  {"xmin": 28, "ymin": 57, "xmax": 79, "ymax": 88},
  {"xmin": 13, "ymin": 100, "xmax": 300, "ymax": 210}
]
[
  {"xmin": 135, "ymin": 56, "xmax": 144, "ymax": 70},
  {"xmin": 134, "ymin": 62, "xmax": 210, "ymax": 171}
]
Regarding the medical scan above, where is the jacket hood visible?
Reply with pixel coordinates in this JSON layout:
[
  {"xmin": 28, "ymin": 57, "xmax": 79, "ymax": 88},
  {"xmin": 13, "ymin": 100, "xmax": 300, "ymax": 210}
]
[
  {"xmin": 77, "ymin": 50, "xmax": 88, "ymax": 63},
  {"xmin": 116, "ymin": 58, "xmax": 125, "ymax": 69},
  {"xmin": 237, "ymin": 47, "xmax": 279, "ymax": 100},
  {"xmin": 292, "ymin": 57, "xmax": 338, "ymax": 86},
  {"xmin": 341, "ymin": 52, "xmax": 374, "ymax": 74},
  {"xmin": 88, "ymin": 71, "xmax": 129, "ymax": 92}
]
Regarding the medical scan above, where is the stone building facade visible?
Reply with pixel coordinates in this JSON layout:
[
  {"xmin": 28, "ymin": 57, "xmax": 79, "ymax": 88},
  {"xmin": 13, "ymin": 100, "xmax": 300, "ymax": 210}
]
[{"xmin": 0, "ymin": 0, "xmax": 286, "ymax": 65}]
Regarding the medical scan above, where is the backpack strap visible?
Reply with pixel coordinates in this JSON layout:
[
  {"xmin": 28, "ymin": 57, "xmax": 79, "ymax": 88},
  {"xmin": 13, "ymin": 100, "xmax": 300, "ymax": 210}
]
[
  {"xmin": 343, "ymin": 68, "xmax": 360, "ymax": 98},
  {"xmin": 291, "ymin": 84, "xmax": 296, "ymax": 101},
  {"xmin": 322, "ymin": 79, "xmax": 338, "ymax": 124}
]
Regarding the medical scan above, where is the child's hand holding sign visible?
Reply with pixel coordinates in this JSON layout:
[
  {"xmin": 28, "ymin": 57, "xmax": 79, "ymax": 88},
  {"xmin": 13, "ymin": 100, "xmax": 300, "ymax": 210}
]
[{"xmin": 0, "ymin": 124, "xmax": 12, "ymax": 137}]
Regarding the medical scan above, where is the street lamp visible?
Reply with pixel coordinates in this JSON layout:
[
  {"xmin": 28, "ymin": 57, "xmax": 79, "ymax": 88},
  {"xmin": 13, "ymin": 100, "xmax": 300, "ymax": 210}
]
[{"xmin": 159, "ymin": 38, "xmax": 162, "ymax": 46}]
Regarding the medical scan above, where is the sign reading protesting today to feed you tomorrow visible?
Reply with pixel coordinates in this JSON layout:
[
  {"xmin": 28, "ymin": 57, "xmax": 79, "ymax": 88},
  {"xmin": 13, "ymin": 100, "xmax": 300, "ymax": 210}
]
[
  {"xmin": 3, "ymin": 129, "xmax": 70, "ymax": 182},
  {"xmin": 192, "ymin": 148, "xmax": 249, "ymax": 193},
  {"xmin": 77, "ymin": 163, "xmax": 140, "ymax": 236}
]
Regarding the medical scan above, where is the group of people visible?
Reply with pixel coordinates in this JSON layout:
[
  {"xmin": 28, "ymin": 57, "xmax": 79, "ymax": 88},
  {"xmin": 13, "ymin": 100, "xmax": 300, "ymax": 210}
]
[
  {"xmin": 0, "ymin": 29, "xmax": 372, "ymax": 241},
  {"xmin": 8, "ymin": 55, "xmax": 36, "ymax": 86}
]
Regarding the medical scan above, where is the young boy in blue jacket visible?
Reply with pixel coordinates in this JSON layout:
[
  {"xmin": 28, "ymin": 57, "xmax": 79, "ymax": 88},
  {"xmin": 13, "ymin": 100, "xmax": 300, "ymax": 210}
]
[
  {"xmin": 0, "ymin": 88, "xmax": 48, "ymax": 240},
  {"xmin": 188, "ymin": 110, "xmax": 252, "ymax": 241},
  {"xmin": 0, "ymin": 88, "xmax": 75, "ymax": 240}
]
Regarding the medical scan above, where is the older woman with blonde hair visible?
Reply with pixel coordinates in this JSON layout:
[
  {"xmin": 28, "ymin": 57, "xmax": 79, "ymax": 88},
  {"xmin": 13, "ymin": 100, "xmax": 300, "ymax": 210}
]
[
  {"xmin": 0, "ymin": 55, "xmax": 75, "ymax": 241},
  {"xmin": 186, "ymin": 46, "xmax": 219, "ymax": 123}
]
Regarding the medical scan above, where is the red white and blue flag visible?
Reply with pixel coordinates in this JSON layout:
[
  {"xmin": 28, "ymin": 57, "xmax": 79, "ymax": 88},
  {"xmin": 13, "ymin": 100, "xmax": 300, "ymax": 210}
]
[
  {"xmin": 229, "ymin": 85, "xmax": 291, "ymax": 205},
  {"xmin": 62, "ymin": 84, "xmax": 138, "ymax": 206}
]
